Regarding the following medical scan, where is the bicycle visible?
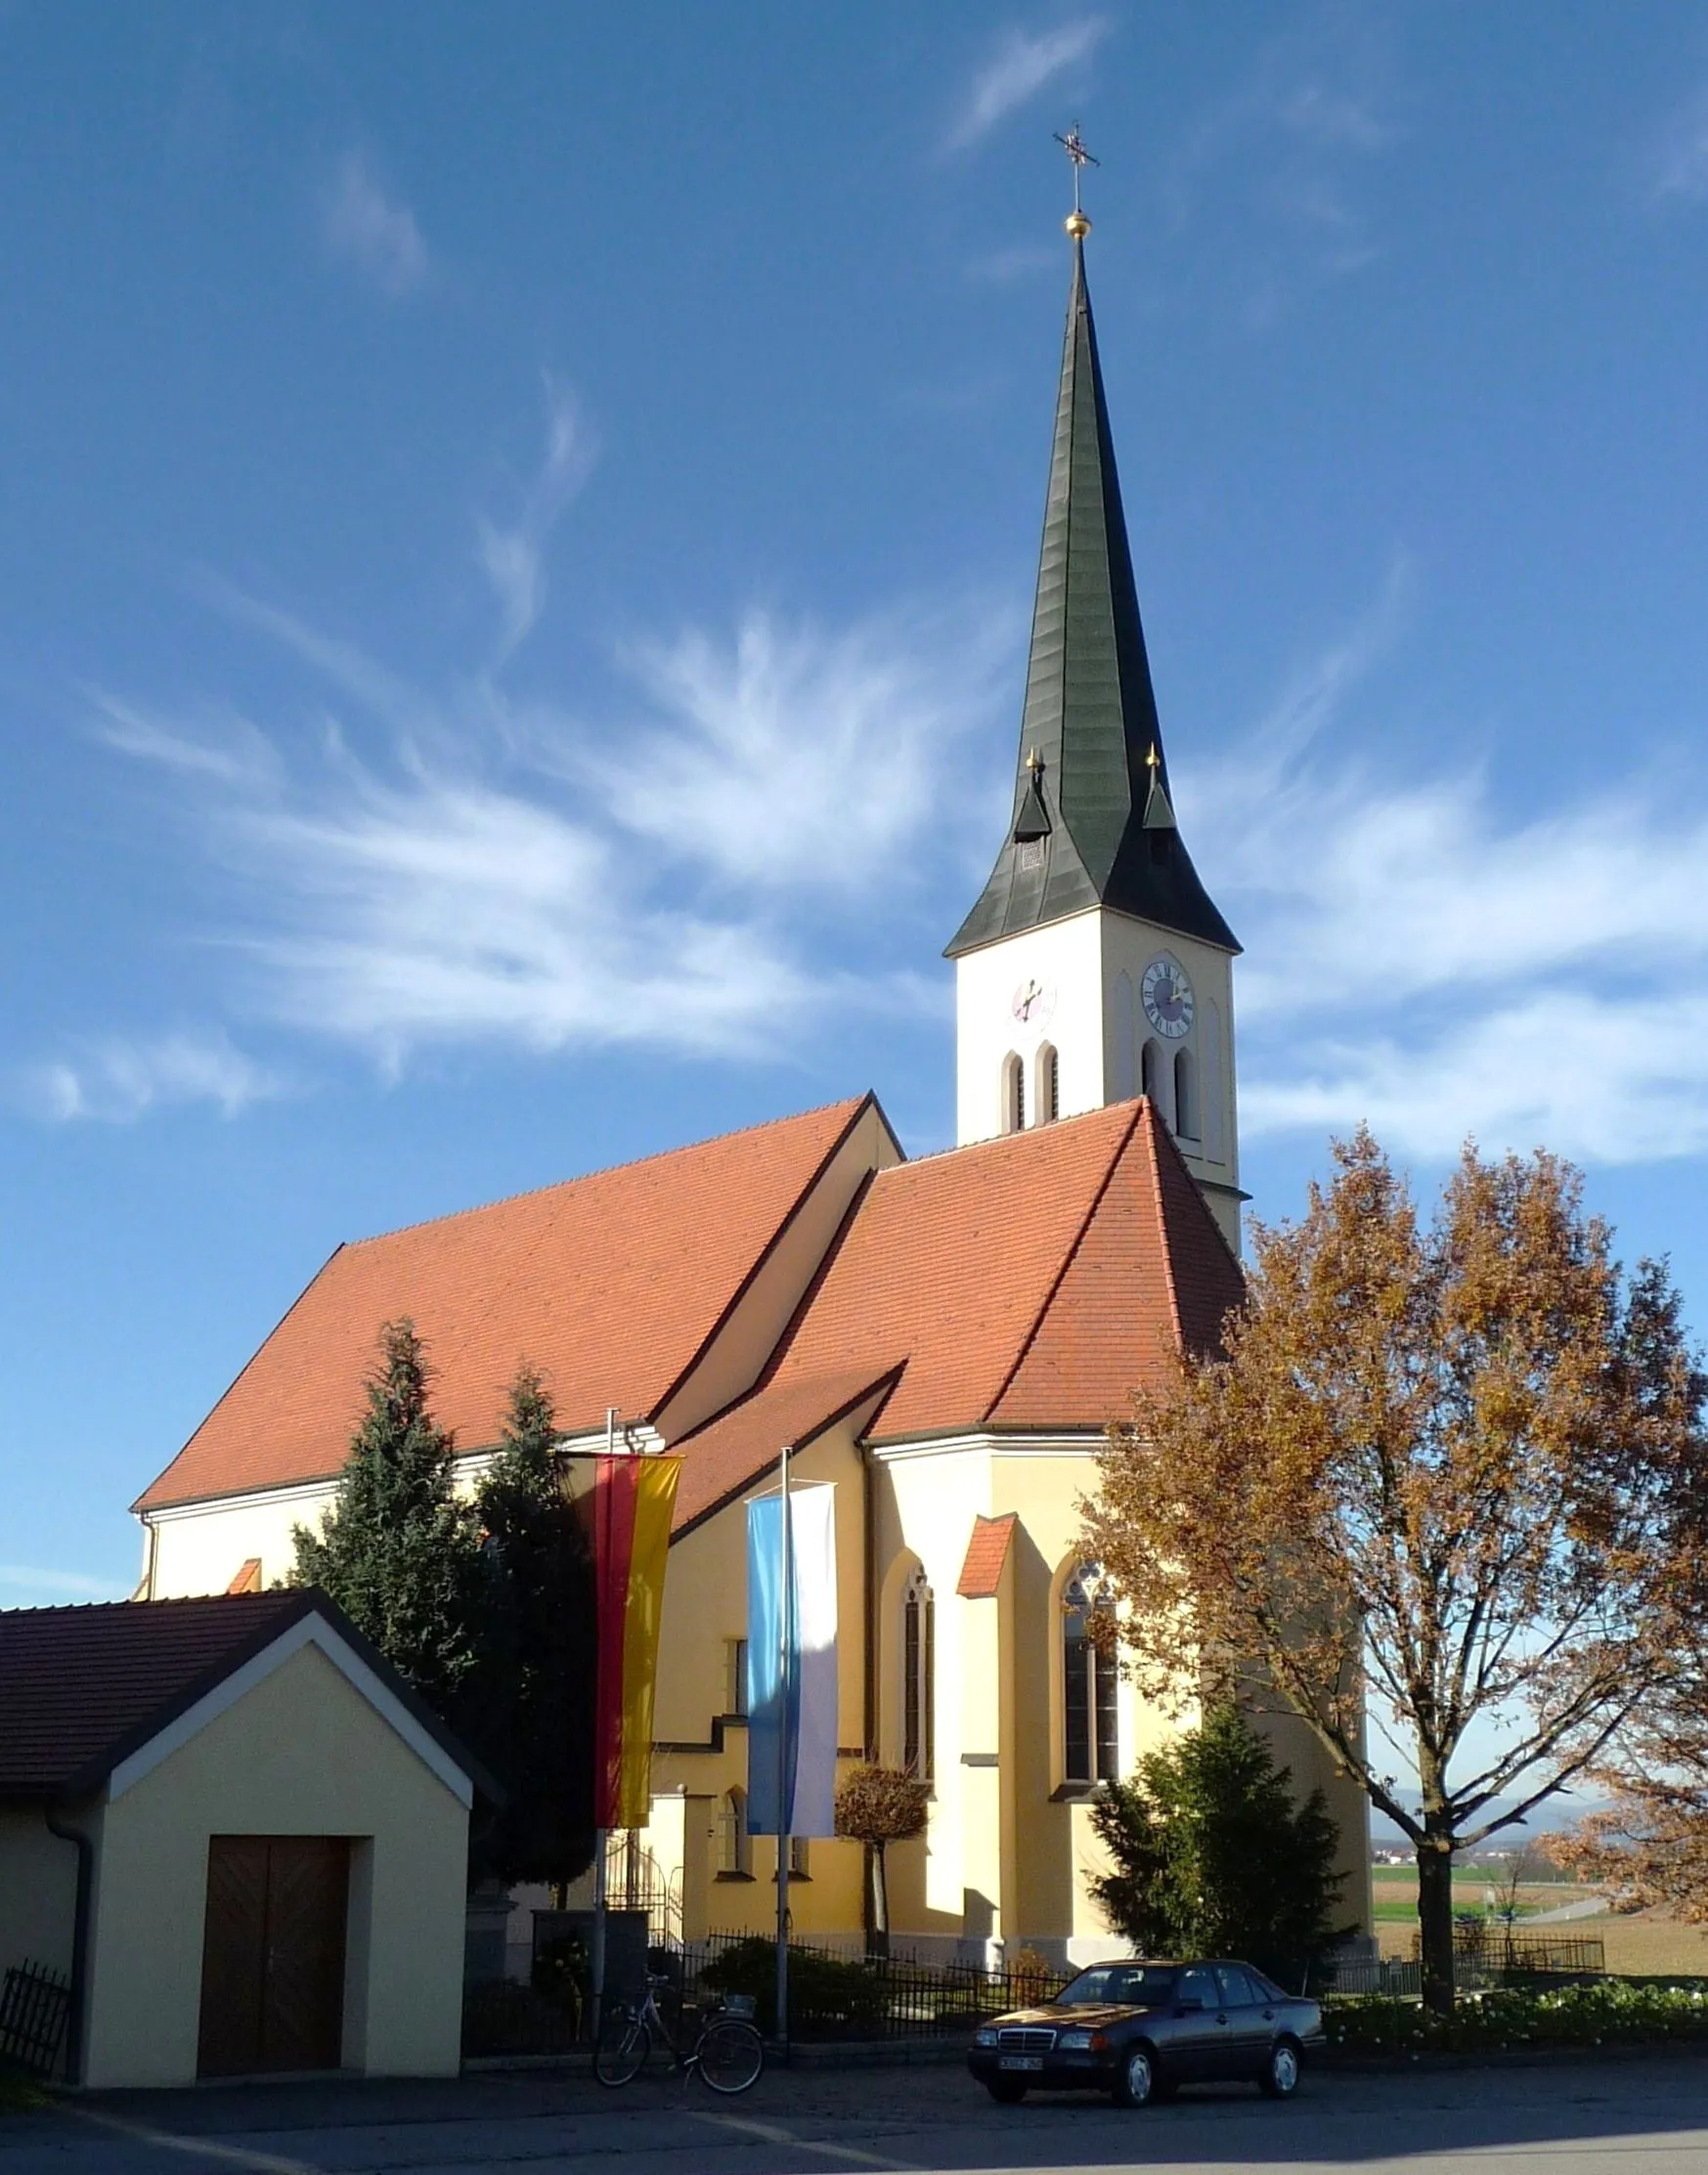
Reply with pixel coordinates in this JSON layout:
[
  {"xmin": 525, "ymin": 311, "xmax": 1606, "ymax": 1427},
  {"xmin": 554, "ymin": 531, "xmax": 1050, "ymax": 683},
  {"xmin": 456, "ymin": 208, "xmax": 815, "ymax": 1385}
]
[{"xmin": 593, "ymin": 1973, "xmax": 765, "ymax": 2094}]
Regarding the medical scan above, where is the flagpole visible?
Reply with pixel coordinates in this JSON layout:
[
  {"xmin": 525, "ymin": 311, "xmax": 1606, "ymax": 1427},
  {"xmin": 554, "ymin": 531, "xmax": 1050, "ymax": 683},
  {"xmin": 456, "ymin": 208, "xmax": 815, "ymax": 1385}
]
[
  {"xmin": 775, "ymin": 1440, "xmax": 791, "ymax": 2057},
  {"xmin": 590, "ymin": 1404, "xmax": 617, "ymax": 2046}
]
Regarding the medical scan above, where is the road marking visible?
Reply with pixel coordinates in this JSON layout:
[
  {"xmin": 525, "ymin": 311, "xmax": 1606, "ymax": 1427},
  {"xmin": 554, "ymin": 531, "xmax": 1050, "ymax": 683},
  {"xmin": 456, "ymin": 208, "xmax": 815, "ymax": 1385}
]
[
  {"xmin": 72, "ymin": 2110, "xmax": 318, "ymax": 2175},
  {"xmin": 694, "ymin": 2110, "xmax": 917, "ymax": 2170}
]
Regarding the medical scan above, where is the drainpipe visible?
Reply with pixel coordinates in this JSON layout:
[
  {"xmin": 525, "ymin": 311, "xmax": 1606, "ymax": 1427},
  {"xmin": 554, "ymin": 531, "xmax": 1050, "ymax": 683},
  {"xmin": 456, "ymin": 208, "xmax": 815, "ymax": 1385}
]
[{"xmin": 43, "ymin": 1805, "xmax": 93, "ymax": 2088}]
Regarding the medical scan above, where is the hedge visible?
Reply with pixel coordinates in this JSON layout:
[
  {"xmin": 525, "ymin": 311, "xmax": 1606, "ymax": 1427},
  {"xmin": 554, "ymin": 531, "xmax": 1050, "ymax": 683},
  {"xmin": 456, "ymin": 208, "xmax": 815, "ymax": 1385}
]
[{"xmin": 1325, "ymin": 1980, "xmax": 1708, "ymax": 2055}]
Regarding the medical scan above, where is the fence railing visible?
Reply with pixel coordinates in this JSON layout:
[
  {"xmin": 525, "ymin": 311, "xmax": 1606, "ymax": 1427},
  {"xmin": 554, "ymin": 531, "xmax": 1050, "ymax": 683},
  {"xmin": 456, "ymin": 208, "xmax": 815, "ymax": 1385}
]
[
  {"xmin": 1324, "ymin": 1932, "xmax": 1607, "ymax": 1998},
  {"xmin": 675, "ymin": 1935, "xmax": 1065, "ymax": 2042},
  {"xmin": 0, "ymin": 1962, "xmax": 70, "ymax": 2078}
]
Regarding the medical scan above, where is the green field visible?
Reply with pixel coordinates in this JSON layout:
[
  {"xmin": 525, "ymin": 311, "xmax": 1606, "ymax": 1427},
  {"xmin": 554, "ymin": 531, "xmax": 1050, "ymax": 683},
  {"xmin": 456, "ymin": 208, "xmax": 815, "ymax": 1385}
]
[{"xmin": 1369, "ymin": 1873, "xmax": 1579, "ymax": 1924}]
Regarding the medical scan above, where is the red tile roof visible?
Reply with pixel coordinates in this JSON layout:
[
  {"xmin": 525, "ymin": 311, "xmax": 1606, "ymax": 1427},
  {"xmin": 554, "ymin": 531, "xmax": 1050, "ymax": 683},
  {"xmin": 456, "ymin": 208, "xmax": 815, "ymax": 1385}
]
[
  {"xmin": 137, "ymin": 1098, "xmax": 874, "ymax": 1512},
  {"xmin": 672, "ymin": 1366, "xmax": 901, "ymax": 1532},
  {"xmin": 227, "ymin": 1558, "xmax": 262, "ymax": 1595},
  {"xmin": 0, "ymin": 1591, "xmax": 496, "ymax": 1801},
  {"xmin": 675, "ymin": 1099, "xmax": 1243, "ymax": 1516},
  {"xmin": 957, "ymin": 1513, "xmax": 1017, "ymax": 1598},
  {"xmin": 0, "ymin": 1591, "xmax": 312, "ymax": 1796}
]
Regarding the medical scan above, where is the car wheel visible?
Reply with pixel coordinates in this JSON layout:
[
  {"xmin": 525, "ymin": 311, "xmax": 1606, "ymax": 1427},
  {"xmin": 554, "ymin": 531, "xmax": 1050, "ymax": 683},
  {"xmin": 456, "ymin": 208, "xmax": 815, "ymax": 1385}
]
[
  {"xmin": 1259, "ymin": 2036, "xmax": 1301, "ymax": 2099},
  {"xmin": 985, "ymin": 2076, "xmax": 1028, "ymax": 2104},
  {"xmin": 1112, "ymin": 2045, "xmax": 1157, "ymax": 2109}
]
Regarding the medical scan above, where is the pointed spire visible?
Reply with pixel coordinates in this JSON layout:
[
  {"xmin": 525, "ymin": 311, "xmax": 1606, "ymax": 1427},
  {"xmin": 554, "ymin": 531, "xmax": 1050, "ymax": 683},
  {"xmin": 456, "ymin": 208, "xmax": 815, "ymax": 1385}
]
[{"xmin": 946, "ymin": 224, "xmax": 1238, "ymax": 959}]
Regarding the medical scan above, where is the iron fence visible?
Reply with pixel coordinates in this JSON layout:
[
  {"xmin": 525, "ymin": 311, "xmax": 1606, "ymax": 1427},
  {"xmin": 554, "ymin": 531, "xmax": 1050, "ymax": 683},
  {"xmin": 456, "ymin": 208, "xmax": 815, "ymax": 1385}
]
[
  {"xmin": 0, "ymin": 1962, "xmax": 70, "ymax": 2079},
  {"xmin": 674, "ymin": 1935, "xmax": 1065, "ymax": 2042}
]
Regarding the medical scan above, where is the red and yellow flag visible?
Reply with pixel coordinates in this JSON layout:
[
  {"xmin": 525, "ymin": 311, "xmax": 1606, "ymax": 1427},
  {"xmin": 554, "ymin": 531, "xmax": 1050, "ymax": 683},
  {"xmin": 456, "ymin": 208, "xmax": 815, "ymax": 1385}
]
[{"xmin": 581, "ymin": 1455, "xmax": 681, "ymax": 1829}]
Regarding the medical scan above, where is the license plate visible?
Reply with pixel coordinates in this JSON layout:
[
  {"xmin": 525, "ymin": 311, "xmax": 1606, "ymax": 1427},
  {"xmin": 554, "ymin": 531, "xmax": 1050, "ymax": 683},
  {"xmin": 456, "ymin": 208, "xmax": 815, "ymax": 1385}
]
[{"xmin": 998, "ymin": 2055, "xmax": 1043, "ymax": 2071}]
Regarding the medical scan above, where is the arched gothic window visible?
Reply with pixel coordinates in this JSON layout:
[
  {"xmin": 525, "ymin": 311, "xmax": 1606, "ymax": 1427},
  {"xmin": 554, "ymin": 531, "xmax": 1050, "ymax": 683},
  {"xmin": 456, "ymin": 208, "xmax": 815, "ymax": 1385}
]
[
  {"xmin": 1173, "ymin": 1047, "xmax": 1199, "ymax": 1143},
  {"xmin": 902, "ymin": 1566, "xmax": 936, "ymax": 1782},
  {"xmin": 1140, "ymin": 1038, "xmax": 1172, "ymax": 1130},
  {"xmin": 1036, "ymin": 1042, "xmax": 1060, "ymax": 1124},
  {"xmin": 718, "ymin": 1786, "xmax": 751, "ymax": 1877},
  {"xmin": 1062, "ymin": 1562, "xmax": 1118, "ymax": 1785},
  {"xmin": 1003, "ymin": 1052, "xmax": 1026, "ymax": 1134}
]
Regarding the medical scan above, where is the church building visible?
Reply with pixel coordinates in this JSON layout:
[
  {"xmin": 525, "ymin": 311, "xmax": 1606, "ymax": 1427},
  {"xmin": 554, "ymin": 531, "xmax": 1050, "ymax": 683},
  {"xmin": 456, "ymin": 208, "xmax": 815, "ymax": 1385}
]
[{"xmin": 133, "ymin": 213, "xmax": 1371, "ymax": 1965}]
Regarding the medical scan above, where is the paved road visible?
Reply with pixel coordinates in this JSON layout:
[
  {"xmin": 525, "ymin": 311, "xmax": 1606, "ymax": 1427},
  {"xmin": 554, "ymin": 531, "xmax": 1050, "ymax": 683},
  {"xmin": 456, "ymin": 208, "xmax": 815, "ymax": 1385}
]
[{"xmin": 4, "ymin": 2057, "xmax": 1708, "ymax": 2175}]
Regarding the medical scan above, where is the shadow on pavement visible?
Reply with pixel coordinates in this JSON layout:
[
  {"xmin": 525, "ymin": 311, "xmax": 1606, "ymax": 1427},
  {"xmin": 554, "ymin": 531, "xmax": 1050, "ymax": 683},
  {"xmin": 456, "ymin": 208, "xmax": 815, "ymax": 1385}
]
[{"xmin": 2, "ymin": 2055, "xmax": 1706, "ymax": 2173}]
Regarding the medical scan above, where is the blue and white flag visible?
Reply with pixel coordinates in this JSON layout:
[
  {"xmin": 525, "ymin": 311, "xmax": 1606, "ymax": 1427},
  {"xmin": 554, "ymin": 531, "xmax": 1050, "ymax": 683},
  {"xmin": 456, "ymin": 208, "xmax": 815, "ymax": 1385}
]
[{"xmin": 746, "ymin": 1482, "xmax": 838, "ymax": 1838}]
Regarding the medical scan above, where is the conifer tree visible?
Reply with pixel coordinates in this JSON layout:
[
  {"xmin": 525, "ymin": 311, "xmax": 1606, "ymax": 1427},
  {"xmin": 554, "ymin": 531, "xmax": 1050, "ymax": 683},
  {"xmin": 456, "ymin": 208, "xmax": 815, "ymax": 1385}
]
[
  {"xmin": 1088, "ymin": 1708, "xmax": 1345, "ymax": 1975},
  {"xmin": 290, "ymin": 1318, "xmax": 485, "ymax": 1723},
  {"xmin": 470, "ymin": 1365, "xmax": 596, "ymax": 1887}
]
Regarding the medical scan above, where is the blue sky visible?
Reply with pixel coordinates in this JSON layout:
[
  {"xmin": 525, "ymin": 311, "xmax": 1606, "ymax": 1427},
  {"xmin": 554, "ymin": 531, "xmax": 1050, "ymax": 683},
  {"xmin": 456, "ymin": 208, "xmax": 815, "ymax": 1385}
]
[{"xmin": 7, "ymin": 3, "xmax": 1708, "ymax": 1611}]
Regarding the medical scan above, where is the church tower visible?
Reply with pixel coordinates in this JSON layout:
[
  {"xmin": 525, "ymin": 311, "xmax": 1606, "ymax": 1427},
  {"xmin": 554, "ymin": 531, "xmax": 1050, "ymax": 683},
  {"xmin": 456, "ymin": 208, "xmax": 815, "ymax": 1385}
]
[{"xmin": 946, "ymin": 204, "xmax": 1244, "ymax": 1251}]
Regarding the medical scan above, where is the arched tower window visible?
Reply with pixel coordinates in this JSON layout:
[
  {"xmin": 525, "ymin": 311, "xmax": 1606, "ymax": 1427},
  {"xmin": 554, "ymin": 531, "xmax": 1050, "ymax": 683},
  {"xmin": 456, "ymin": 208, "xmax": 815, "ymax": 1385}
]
[
  {"xmin": 1002, "ymin": 1052, "xmax": 1026, "ymax": 1134},
  {"xmin": 1036, "ymin": 1042, "xmax": 1060, "ymax": 1124},
  {"xmin": 1173, "ymin": 1047, "xmax": 1199, "ymax": 1143},
  {"xmin": 718, "ymin": 1787, "xmax": 751, "ymax": 1877},
  {"xmin": 902, "ymin": 1566, "xmax": 936, "ymax": 1782},
  {"xmin": 1062, "ymin": 1562, "xmax": 1119, "ymax": 1785},
  {"xmin": 1140, "ymin": 1038, "xmax": 1173, "ymax": 1131}
]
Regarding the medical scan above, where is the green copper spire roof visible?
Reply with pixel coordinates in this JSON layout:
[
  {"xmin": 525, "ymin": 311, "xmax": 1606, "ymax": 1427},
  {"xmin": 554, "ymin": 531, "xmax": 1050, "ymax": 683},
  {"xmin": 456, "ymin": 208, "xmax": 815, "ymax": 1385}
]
[{"xmin": 945, "ymin": 235, "xmax": 1239, "ymax": 960}]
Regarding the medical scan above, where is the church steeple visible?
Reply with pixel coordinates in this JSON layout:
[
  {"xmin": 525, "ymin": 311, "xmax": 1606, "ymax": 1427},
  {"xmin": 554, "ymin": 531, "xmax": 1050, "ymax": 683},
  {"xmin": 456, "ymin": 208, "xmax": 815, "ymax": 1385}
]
[
  {"xmin": 948, "ymin": 182, "xmax": 1244, "ymax": 1249},
  {"xmin": 945, "ymin": 230, "xmax": 1237, "ymax": 961}
]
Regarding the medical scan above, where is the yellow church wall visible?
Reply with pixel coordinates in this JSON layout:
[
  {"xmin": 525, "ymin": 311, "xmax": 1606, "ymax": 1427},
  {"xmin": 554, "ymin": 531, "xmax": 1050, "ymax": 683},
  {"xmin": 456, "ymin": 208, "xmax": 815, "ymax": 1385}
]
[
  {"xmin": 645, "ymin": 1421, "xmax": 872, "ymax": 1943},
  {"xmin": 83, "ymin": 1641, "xmax": 468, "ymax": 2088}
]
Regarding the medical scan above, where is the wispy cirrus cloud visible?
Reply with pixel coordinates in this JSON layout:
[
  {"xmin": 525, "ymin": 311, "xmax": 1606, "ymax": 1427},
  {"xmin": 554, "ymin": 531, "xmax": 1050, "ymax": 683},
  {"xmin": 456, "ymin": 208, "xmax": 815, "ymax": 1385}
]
[
  {"xmin": 1650, "ymin": 82, "xmax": 1708, "ymax": 203},
  {"xmin": 0, "ymin": 1563, "xmax": 128, "ymax": 1606},
  {"xmin": 947, "ymin": 20, "xmax": 1108, "ymax": 152},
  {"xmin": 22, "ymin": 1029, "xmax": 283, "ymax": 1124},
  {"xmin": 92, "ymin": 581, "xmax": 1009, "ymax": 1079},
  {"xmin": 476, "ymin": 380, "xmax": 596, "ymax": 663},
  {"xmin": 606, "ymin": 604, "xmax": 1008, "ymax": 893},
  {"xmin": 321, "ymin": 151, "xmax": 428, "ymax": 296},
  {"xmin": 1163, "ymin": 19, "xmax": 1400, "ymax": 318},
  {"xmin": 1190, "ymin": 578, "xmax": 1708, "ymax": 1165}
]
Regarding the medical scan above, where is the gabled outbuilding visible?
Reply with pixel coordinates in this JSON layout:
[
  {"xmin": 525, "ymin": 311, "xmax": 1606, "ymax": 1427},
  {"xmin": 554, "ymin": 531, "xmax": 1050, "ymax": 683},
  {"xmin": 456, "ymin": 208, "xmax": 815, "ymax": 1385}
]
[{"xmin": 0, "ymin": 1588, "xmax": 492, "ymax": 2088}]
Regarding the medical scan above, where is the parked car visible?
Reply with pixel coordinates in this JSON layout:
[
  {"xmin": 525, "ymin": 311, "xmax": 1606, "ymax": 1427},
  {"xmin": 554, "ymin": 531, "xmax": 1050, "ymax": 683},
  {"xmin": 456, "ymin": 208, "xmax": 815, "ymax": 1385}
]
[{"xmin": 967, "ymin": 1958, "xmax": 1323, "ymax": 2108}]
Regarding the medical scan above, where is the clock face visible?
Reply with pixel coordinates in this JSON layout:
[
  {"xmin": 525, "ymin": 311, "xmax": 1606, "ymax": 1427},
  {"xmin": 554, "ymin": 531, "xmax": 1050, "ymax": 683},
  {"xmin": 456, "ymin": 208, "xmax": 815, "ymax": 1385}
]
[
  {"xmin": 1011, "ymin": 977, "xmax": 1057, "ymax": 1028},
  {"xmin": 1141, "ymin": 957, "xmax": 1194, "ymax": 1039}
]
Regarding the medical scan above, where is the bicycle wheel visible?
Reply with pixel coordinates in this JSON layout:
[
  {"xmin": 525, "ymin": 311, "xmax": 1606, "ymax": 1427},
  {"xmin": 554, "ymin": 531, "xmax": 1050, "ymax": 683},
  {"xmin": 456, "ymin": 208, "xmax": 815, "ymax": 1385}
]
[
  {"xmin": 696, "ymin": 2017, "xmax": 765, "ymax": 2094},
  {"xmin": 593, "ymin": 2011, "xmax": 651, "ymax": 2087}
]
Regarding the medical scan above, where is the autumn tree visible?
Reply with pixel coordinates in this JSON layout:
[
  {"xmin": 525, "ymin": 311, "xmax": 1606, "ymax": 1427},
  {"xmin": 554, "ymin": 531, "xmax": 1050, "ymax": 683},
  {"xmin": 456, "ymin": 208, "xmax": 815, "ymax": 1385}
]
[
  {"xmin": 1083, "ymin": 1130, "xmax": 1708, "ymax": 2014},
  {"xmin": 834, "ymin": 1764, "xmax": 928, "ymax": 1954},
  {"xmin": 1546, "ymin": 1691, "xmax": 1708, "ymax": 1921},
  {"xmin": 1088, "ymin": 1707, "xmax": 1345, "ymax": 1978}
]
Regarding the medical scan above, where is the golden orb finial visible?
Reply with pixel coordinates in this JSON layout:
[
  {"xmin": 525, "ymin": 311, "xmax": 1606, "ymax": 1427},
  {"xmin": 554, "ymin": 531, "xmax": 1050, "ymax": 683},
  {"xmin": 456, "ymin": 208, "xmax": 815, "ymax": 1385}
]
[{"xmin": 1054, "ymin": 124, "xmax": 1099, "ymax": 239}]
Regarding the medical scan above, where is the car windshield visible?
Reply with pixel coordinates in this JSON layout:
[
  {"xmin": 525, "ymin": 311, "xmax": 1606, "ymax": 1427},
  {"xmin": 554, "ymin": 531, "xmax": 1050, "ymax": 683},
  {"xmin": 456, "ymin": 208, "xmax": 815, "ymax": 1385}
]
[{"xmin": 1055, "ymin": 1965, "xmax": 1177, "ymax": 2008}]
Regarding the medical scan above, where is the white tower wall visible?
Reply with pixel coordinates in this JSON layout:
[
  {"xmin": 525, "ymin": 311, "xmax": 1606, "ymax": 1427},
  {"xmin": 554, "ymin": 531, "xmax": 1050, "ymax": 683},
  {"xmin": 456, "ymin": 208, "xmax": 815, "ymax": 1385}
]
[{"xmin": 954, "ymin": 907, "xmax": 1241, "ymax": 1252}]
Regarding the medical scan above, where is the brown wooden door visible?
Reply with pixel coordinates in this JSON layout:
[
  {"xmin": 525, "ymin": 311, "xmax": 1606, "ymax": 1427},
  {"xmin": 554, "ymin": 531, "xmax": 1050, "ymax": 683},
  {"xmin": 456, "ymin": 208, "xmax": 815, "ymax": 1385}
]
[{"xmin": 198, "ymin": 1837, "xmax": 349, "ymax": 2076}]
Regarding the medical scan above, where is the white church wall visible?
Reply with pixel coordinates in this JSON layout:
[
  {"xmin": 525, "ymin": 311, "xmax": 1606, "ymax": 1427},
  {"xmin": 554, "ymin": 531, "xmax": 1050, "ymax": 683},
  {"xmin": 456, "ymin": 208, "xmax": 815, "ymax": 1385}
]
[
  {"xmin": 954, "ymin": 910, "xmax": 1106, "ymax": 1145},
  {"xmin": 146, "ymin": 1478, "xmax": 337, "ymax": 1600}
]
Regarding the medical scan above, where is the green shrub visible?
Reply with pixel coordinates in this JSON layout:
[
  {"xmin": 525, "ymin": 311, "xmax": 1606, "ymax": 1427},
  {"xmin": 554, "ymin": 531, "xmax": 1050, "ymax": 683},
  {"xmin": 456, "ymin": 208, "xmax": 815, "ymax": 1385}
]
[
  {"xmin": 698, "ymin": 1938, "xmax": 892, "ymax": 2035},
  {"xmin": 531, "ymin": 1935, "xmax": 590, "ymax": 2019},
  {"xmin": 1325, "ymin": 1980, "xmax": 1708, "ymax": 2056}
]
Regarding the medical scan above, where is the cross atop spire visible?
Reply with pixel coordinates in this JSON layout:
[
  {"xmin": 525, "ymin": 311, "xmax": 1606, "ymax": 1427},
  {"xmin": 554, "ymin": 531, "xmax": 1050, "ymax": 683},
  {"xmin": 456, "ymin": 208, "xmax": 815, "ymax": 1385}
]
[
  {"xmin": 1053, "ymin": 123, "xmax": 1099, "ymax": 232},
  {"xmin": 944, "ymin": 202, "xmax": 1238, "ymax": 961}
]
